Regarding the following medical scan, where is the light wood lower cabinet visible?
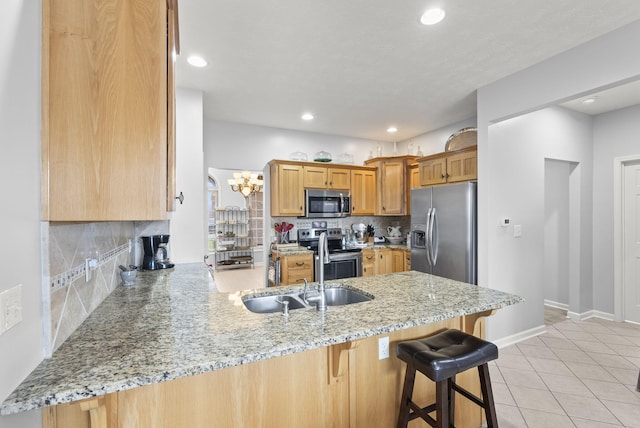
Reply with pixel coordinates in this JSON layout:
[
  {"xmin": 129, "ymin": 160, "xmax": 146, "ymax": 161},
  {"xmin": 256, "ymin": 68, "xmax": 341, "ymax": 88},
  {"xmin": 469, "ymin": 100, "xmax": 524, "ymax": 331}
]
[
  {"xmin": 362, "ymin": 249, "xmax": 376, "ymax": 277},
  {"xmin": 364, "ymin": 248, "xmax": 409, "ymax": 276},
  {"xmin": 278, "ymin": 253, "xmax": 314, "ymax": 286},
  {"xmin": 43, "ymin": 315, "xmax": 490, "ymax": 428}
]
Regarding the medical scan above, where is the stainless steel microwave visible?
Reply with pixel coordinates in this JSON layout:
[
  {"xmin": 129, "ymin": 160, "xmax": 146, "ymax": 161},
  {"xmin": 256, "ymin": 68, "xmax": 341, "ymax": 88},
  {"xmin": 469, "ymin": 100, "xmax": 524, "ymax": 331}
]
[{"xmin": 304, "ymin": 190, "xmax": 350, "ymax": 218}]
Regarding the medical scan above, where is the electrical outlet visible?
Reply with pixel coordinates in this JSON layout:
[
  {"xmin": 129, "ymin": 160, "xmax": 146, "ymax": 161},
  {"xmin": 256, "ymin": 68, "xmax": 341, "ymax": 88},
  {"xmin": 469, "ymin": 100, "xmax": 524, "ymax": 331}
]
[
  {"xmin": 378, "ymin": 336, "xmax": 390, "ymax": 360},
  {"xmin": 0, "ymin": 284, "xmax": 23, "ymax": 335}
]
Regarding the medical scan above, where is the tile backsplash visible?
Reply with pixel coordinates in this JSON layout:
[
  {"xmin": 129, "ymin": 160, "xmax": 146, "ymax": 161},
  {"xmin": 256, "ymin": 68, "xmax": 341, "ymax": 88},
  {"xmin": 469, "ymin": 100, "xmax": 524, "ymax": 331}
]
[{"xmin": 41, "ymin": 220, "xmax": 169, "ymax": 357}]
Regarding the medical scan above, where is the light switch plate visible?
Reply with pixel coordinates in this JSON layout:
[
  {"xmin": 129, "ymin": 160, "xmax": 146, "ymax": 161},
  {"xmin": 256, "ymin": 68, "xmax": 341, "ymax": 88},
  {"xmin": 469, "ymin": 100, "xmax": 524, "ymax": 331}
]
[
  {"xmin": 0, "ymin": 284, "xmax": 23, "ymax": 335},
  {"xmin": 513, "ymin": 225, "xmax": 522, "ymax": 238}
]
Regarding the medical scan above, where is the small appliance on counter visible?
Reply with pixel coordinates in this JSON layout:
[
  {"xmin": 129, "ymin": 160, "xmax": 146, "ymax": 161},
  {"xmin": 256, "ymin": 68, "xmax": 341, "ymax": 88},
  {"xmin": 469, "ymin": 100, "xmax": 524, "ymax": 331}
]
[{"xmin": 141, "ymin": 235, "xmax": 175, "ymax": 270}]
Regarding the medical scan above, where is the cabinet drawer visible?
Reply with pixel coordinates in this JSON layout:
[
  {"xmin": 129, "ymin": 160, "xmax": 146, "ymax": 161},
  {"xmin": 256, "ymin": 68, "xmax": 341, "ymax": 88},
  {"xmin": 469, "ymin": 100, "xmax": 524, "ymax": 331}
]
[{"xmin": 283, "ymin": 255, "xmax": 313, "ymax": 271}]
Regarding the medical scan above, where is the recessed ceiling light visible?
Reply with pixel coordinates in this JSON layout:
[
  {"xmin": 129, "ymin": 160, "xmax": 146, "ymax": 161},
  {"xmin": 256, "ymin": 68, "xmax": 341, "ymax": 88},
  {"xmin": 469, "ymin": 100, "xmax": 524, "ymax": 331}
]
[
  {"xmin": 420, "ymin": 8, "xmax": 445, "ymax": 26},
  {"xmin": 301, "ymin": 113, "xmax": 314, "ymax": 121},
  {"xmin": 187, "ymin": 55, "xmax": 207, "ymax": 67},
  {"xmin": 387, "ymin": 127, "xmax": 398, "ymax": 133},
  {"xmin": 582, "ymin": 97, "xmax": 597, "ymax": 105}
]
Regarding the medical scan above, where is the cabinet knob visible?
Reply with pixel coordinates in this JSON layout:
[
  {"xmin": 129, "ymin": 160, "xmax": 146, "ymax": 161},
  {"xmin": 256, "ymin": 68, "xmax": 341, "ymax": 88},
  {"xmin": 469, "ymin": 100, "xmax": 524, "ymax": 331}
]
[{"xmin": 176, "ymin": 191, "xmax": 184, "ymax": 204}]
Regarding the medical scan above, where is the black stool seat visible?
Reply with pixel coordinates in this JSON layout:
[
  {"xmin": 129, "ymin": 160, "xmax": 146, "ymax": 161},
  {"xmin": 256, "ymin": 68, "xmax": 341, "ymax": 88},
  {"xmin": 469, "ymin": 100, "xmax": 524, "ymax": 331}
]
[
  {"xmin": 396, "ymin": 329, "xmax": 499, "ymax": 428},
  {"xmin": 397, "ymin": 329, "xmax": 498, "ymax": 382}
]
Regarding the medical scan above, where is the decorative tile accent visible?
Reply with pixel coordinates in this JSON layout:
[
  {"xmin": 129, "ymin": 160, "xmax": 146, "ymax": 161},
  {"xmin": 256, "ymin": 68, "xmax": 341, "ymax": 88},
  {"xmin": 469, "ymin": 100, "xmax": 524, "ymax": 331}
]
[
  {"xmin": 49, "ymin": 243, "xmax": 129, "ymax": 292},
  {"xmin": 41, "ymin": 221, "xmax": 148, "ymax": 356}
]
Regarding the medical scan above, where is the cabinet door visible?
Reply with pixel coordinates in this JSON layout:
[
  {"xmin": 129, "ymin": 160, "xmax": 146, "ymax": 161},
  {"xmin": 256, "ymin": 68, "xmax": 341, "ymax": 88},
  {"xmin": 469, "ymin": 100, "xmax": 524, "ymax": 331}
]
[
  {"xmin": 410, "ymin": 165, "xmax": 420, "ymax": 189},
  {"xmin": 166, "ymin": 0, "xmax": 179, "ymax": 212},
  {"xmin": 328, "ymin": 168, "xmax": 351, "ymax": 189},
  {"xmin": 271, "ymin": 163, "xmax": 304, "ymax": 216},
  {"xmin": 351, "ymin": 170, "xmax": 376, "ymax": 215},
  {"xmin": 391, "ymin": 250, "xmax": 405, "ymax": 273},
  {"xmin": 419, "ymin": 157, "xmax": 447, "ymax": 186},
  {"xmin": 303, "ymin": 166, "xmax": 328, "ymax": 188},
  {"xmin": 446, "ymin": 149, "xmax": 477, "ymax": 183},
  {"xmin": 375, "ymin": 249, "xmax": 393, "ymax": 275},
  {"xmin": 404, "ymin": 251, "xmax": 411, "ymax": 271},
  {"xmin": 379, "ymin": 161, "xmax": 405, "ymax": 215},
  {"xmin": 362, "ymin": 250, "xmax": 376, "ymax": 277},
  {"xmin": 44, "ymin": 0, "xmax": 168, "ymax": 221}
]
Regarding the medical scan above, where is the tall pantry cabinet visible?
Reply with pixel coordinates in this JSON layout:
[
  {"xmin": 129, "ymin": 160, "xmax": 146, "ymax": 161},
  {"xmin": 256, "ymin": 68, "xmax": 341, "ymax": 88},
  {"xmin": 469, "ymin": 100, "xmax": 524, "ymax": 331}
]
[{"xmin": 42, "ymin": 0, "xmax": 179, "ymax": 221}]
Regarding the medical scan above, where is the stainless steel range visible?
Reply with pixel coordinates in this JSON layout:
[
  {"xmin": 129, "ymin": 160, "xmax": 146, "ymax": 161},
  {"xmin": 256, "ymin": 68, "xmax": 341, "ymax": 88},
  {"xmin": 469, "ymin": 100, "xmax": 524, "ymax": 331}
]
[{"xmin": 297, "ymin": 222, "xmax": 362, "ymax": 281}]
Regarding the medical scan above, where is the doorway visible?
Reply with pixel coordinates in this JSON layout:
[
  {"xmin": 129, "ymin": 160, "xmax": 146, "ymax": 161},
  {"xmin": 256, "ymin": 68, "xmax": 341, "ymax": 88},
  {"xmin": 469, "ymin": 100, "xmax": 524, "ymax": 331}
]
[
  {"xmin": 544, "ymin": 159, "xmax": 581, "ymax": 318},
  {"xmin": 615, "ymin": 157, "xmax": 640, "ymax": 323}
]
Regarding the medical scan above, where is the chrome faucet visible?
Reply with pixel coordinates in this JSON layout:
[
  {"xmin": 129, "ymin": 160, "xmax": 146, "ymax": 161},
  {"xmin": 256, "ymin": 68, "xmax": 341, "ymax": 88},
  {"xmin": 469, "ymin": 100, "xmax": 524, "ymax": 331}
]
[{"xmin": 304, "ymin": 232, "xmax": 328, "ymax": 311}]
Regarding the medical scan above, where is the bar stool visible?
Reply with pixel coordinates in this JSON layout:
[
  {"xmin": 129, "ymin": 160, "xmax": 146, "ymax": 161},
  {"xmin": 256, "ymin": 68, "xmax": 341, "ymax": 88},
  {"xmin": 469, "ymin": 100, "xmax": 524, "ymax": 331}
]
[{"xmin": 396, "ymin": 329, "xmax": 499, "ymax": 428}]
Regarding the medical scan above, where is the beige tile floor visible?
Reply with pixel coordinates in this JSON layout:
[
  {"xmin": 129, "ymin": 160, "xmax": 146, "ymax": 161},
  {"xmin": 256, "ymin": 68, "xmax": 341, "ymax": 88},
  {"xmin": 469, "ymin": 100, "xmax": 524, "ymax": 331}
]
[
  {"xmin": 211, "ymin": 265, "xmax": 266, "ymax": 292},
  {"xmin": 494, "ymin": 307, "xmax": 640, "ymax": 427}
]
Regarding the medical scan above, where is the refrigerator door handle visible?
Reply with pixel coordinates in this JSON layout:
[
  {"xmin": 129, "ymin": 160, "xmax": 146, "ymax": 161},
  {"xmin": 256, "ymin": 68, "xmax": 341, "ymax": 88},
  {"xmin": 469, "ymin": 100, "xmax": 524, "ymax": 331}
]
[
  {"xmin": 425, "ymin": 208, "xmax": 433, "ymax": 266},
  {"xmin": 430, "ymin": 207, "xmax": 438, "ymax": 265}
]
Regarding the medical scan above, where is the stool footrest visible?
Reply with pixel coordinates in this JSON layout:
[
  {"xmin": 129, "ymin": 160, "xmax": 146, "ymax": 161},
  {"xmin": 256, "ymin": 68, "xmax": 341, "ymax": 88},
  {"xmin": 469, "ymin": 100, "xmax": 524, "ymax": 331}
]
[
  {"xmin": 451, "ymin": 382, "xmax": 484, "ymax": 408},
  {"xmin": 407, "ymin": 402, "xmax": 437, "ymax": 426}
]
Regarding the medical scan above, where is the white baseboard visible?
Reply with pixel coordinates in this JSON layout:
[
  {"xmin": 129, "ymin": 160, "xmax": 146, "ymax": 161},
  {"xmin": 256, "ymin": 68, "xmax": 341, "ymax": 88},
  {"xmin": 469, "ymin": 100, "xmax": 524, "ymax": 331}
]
[
  {"xmin": 544, "ymin": 300, "xmax": 568, "ymax": 311},
  {"xmin": 544, "ymin": 301, "xmax": 615, "ymax": 322},
  {"xmin": 492, "ymin": 325, "xmax": 547, "ymax": 349},
  {"xmin": 567, "ymin": 310, "xmax": 615, "ymax": 321}
]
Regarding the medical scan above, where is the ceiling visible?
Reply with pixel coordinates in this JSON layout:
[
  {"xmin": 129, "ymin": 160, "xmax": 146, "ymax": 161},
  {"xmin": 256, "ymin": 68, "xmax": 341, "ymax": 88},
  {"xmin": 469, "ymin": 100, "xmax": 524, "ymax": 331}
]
[{"xmin": 176, "ymin": 1, "xmax": 640, "ymax": 142}]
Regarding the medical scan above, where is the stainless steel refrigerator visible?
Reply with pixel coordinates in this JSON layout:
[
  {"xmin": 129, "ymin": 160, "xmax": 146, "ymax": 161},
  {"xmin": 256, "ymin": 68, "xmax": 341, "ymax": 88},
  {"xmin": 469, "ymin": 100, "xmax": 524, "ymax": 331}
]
[{"xmin": 410, "ymin": 182, "xmax": 477, "ymax": 284}]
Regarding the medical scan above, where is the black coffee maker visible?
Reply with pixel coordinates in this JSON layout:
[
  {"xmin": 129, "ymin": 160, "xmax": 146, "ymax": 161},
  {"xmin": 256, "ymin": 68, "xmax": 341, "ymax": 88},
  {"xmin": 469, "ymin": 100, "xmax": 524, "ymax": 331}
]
[{"xmin": 141, "ymin": 235, "xmax": 175, "ymax": 270}]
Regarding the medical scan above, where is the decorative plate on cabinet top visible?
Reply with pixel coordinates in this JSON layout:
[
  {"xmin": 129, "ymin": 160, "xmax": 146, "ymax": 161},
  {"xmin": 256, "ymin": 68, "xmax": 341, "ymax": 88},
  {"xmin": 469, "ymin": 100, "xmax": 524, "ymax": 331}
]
[{"xmin": 313, "ymin": 150, "xmax": 332, "ymax": 162}]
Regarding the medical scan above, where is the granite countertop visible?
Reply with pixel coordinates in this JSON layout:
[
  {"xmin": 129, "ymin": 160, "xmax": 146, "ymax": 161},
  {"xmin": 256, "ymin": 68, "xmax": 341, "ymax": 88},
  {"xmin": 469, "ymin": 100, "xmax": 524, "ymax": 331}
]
[{"xmin": 0, "ymin": 264, "xmax": 522, "ymax": 416}]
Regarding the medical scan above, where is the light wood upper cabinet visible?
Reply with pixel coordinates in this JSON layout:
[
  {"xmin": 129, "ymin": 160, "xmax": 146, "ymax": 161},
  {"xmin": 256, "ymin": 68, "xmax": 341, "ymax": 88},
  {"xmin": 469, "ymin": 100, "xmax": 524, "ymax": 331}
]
[
  {"xmin": 409, "ymin": 164, "xmax": 420, "ymax": 189},
  {"xmin": 42, "ymin": 0, "xmax": 176, "ymax": 221},
  {"xmin": 303, "ymin": 166, "xmax": 350, "ymax": 189},
  {"xmin": 446, "ymin": 148, "xmax": 477, "ymax": 183},
  {"xmin": 418, "ymin": 146, "xmax": 477, "ymax": 187},
  {"xmin": 350, "ymin": 169, "xmax": 376, "ymax": 216},
  {"xmin": 166, "ymin": 0, "xmax": 179, "ymax": 212},
  {"xmin": 270, "ymin": 163, "xmax": 305, "ymax": 216},
  {"xmin": 365, "ymin": 156, "xmax": 416, "ymax": 216}
]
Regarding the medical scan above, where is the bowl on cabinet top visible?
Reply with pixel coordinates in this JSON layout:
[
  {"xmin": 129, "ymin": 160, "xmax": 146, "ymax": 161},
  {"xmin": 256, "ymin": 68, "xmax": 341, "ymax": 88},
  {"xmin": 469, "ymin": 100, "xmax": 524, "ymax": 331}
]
[{"xmin": 385, "ymin": 236, "xmax": 405, "ymax": 245}]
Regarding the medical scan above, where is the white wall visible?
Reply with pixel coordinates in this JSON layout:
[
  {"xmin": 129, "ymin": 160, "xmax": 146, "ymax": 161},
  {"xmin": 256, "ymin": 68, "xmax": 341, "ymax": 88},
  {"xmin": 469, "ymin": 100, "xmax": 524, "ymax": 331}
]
[
  {"xmin": 483, "ymin": 108, "xmax": 593, "ymax": 339},
  {"xmin": 592, "ymin": 104, "xmax": 640, "ymax": 313},
  {"xmin": 169, "ymin": 88, "xmax": 207, "ymax": 263},
  {"xmin": 478, "ymin": 20, "xmax": 640, "ymax": 341},
  {"xmin": 544, "ymin": 159, "xmax": 572, "ymax": 306},
  {"xmin": 204, "ymin": 120, "xmax": 385, "ymax": 170},
  {"xmin": 400, "ymin": 117, "xmax": 477, "ymax": 156},
  {"xmin": 0, "ymin": 0, "xmax": 43, "ymax": 426}
]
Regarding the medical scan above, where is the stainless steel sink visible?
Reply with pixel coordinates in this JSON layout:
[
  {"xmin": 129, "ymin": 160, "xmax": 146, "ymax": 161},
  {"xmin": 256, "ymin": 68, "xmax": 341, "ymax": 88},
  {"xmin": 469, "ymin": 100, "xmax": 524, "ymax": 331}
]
[
  {"xmin": 242, "ymin": 294, "xmax": 306, "ymax": 314},
  {"xmin": 242, "ymin": 287, "xmax": 374, "ymax": 313},
  {"xmin": 301, "ymin": 287, "xmax": 373, "ymax": 306}
]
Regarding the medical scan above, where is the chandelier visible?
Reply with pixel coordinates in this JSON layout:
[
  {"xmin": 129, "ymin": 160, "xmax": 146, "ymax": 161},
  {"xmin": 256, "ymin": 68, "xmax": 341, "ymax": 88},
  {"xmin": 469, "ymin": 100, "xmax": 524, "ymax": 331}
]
[{"xmin": 228, "ymin": 171, "xmax": 264, "ymax": 197}]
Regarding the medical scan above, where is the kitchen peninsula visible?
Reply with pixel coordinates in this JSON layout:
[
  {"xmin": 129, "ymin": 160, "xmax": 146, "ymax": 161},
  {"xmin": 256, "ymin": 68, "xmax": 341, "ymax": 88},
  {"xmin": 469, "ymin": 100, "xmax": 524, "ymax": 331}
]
[{"xmin": 0, "ymin": 264, "xmax": 522, "ymax": 427}]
